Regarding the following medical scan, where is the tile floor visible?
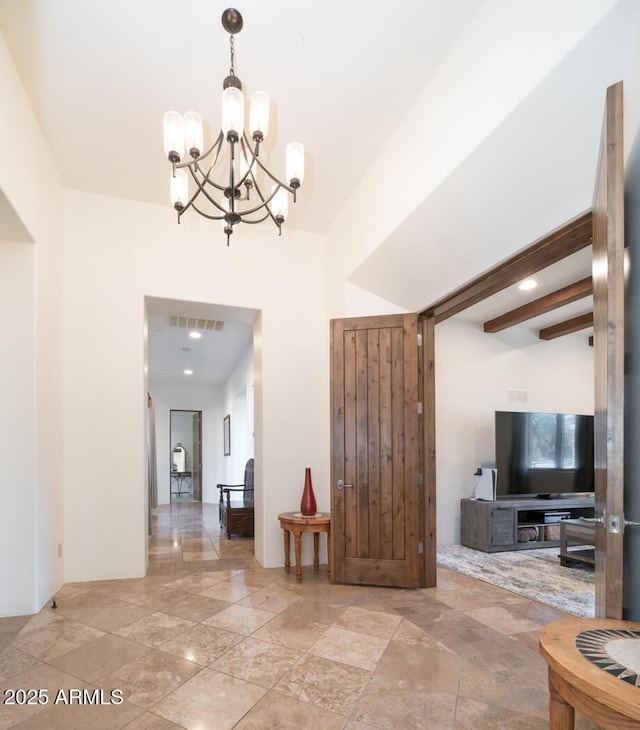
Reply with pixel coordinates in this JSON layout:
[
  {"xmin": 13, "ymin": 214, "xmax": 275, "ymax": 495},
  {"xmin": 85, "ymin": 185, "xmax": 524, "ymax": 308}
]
[{"xmin": 0, "ymin": 501, "xmax": 600, "ymax": 729}]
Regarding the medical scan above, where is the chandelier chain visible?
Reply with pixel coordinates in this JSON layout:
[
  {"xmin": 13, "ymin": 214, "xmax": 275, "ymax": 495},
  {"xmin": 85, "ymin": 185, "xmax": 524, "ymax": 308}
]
[{"xmin": 229, "ymin": 34, "xmax": 235, "ymax": 77}]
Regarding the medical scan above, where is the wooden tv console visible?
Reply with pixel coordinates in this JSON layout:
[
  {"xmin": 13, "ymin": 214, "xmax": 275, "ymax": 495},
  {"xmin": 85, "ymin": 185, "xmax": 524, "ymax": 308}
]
[{"xmin": 460, "ymin": 497, "xmax": 595, "ymax": 553}]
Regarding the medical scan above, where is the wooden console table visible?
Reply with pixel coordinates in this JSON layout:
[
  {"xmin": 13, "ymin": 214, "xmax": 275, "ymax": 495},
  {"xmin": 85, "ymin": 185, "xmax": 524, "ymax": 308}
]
[
  {"xmin": 278, "ymin": 512, "xmax": 331, "ymax": 583},
  {"xmin": 539, "ymin": 617, "xmax": 640, "ymax": 729}
]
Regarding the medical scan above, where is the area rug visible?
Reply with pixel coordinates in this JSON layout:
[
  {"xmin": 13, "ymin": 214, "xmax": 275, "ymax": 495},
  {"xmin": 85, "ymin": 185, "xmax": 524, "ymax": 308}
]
[{"xmin": 437, "ymin": 544, "xmax": 594, "ymax": 617}]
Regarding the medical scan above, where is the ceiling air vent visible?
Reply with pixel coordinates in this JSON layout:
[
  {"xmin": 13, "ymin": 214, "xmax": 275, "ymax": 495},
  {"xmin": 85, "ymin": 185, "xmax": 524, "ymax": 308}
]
[{"xmin": 168, "ymin": 315, "xmax": 225, "ymax": 331}]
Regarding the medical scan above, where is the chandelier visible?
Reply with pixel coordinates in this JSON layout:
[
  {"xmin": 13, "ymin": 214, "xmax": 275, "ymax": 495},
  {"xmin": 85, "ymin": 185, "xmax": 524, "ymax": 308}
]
[{"xmin": 163, "ymin": 7, "xmax": 304, "ymax": 245}]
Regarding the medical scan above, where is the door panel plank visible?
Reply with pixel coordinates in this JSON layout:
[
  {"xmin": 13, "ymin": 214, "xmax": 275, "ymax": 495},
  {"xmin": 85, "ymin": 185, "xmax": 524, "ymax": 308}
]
[
  {"xmin": 331, "ymin": 314, "xmax": 421, "ymax": 588},
  {"xmin": 356, "ymin": 329, "xmax": 369, "ymax": 558},
  {"xmin": 592, "ymin": 80, "xmax": 625, "ymax": 618},
  {"xmin": 379, "ymin": 328, "xmax": 394, "ymax": 560},
  {"xmin": 392, "ymin": 325, "xmax": 406, "ymax": 560},
  {"xmin": 344, "ymin": 329, "xmax": 357, "ymax": 563},
  {"xmin": 367, "ymin": 329, "xmax": 381, "ymax": 559}
]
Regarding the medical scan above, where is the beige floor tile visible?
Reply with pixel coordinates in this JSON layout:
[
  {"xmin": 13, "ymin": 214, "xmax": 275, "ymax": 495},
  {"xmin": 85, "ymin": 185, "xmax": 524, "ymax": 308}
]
[
  {"xmin": 211, "ymin": 637, "xmax": 301, "ymax": 687},
  {"xmin": 10, "ymin": 614, "xmax": 105, "ymax": 663},
  {"xmin": 160, "ymin": 574, "xmax": 223, "ymax": 593},
  {"xmin": 202, "ymin": 604, "xmax": 275, "ymax": 635},
  {"xmin": 151, "ymin": 667, "xmax": 267, "ymax": 730},
  {"xmin": 114, "ymin": 611, "xmax": 195, "ymax": 648},
  {"xmin": 392, "ymin": 618, "xmax": 456, "ymax": 652},
  {"xmin": 117, "ymin": 710, "xmax": 184, "ymax": 729},
  {"xmin": 52, "ymin": 593, "xmax": 153, "ymax": 633},
  {"xmin": 453, "ymin": 696, "xmax": 550, "ymax": 729},
  {"xmin": 375, "ymin": 639, "xmax": 462, "ymax": 693},
  {"xmin": 251, "ymin": 612, "xmax": 329, "ymax": 651},
  {"xmin": 463, "ymin": 605, "xmax": 543, "ymax": 636},
  {"xmin": 234, "ymin": 690, "xmax": 346, "ymax": 729},
  {"xmin": 274, "ymin": 653, "xmax": 371, "ymax": 716},
  {"xmin": 309, "ymin": 626, "xmax": 389, "ymax": 671},
  {"xmin": 157, "ymin": 624, "xmax": 244, "ymax": 665},
  {"xmin": 198, "ymin": 582, "xmax": 259, "ymax": 603},
  {"xmin": 334, "ymin": 605, "xmax": 403, "ymax": 639},
  {"xmin": 229, "ymin": 569, "xmax": 280, "ymax": 587},
  {"xmin": 101, "ymin": 649, "xmax": 200, "ymax": 709},
  {"xmin": 0, "ymin": 646, "xmax": 42, "ymax": 682},
  {"xmin": 5, "ymin": 698, "xmax": 144, "ymax": 730},
  {"xmin": 0, "ymin": 664, "xmax": 92, "ymax": 730},
  {"xmin": 47, "ymin": 634, "xmax": 151, "ymax": 683},
  {"xmin": 163, "ymin": 593, "xmax": 230, "ymax": 622},
  {"xmin": 353, "ymin": 672, "xmax": 457, "ymax": 729},
  {"xmin": 237, "ymin": 585, "xmax": 301, "ymax": 613},
  {"xmin": 457, "ymin": 658, "xmax": 545, "ymax": 718},
  {"xmin": 182, "ymin": 551, "xmax": 219, "ymax": 562}
]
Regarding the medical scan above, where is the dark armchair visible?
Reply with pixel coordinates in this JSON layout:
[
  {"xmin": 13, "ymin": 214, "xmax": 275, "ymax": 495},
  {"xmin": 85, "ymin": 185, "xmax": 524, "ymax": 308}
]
[{"xmin": 217, "ymin": 458, "xmax": 254, "ymax": 539}]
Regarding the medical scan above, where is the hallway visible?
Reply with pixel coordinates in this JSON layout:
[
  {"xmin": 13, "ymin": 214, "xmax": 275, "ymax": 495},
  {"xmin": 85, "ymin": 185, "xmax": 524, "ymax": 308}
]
[
  {"xmin": 0, "ymin": 502, "xmax": 599, "ymax": 729},
  {"xmin": 148, "ymin": 501, "xmax": 256, "ymax": 575}
]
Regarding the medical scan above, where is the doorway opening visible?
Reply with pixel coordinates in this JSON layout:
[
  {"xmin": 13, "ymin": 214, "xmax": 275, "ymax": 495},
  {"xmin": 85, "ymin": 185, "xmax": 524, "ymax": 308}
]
[
  {"xmin": 145, "ymin": 295, "xmax": 260, "ymax": 571},
  {"xmin": 170, "ymin": 409, "xmax": 201, "ymax": 502}
]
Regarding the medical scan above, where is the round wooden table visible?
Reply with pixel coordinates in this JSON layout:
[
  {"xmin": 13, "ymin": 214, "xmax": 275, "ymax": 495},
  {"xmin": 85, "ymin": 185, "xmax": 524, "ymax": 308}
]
[
  {"xmin": 277, "ymin": 512, "xmax": 331, "ymax": 583},
  {"xmin": 539, "ymin": 617, "xmax": 640, "ymax": 730}
]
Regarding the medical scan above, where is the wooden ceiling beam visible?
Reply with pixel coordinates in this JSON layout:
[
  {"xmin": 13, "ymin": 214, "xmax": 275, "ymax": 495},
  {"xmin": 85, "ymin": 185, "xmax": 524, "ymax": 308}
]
[
  {"xmin": 422, "ymin": 209, "xmax": 593, "ymax": 323},
  {"xmin": 539, "ymin": 312, "xmax": 594, "ymax": 340},
  {"xmin": 483, "ymin": 276, "xmax": 592, "ymax": 333}
]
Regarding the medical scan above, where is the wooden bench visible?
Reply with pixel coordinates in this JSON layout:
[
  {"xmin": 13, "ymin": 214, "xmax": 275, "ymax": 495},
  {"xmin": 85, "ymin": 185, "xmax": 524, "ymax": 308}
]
[{"xmin": 217, "ymin": 458, "xmax": 254, "ymax": 539}]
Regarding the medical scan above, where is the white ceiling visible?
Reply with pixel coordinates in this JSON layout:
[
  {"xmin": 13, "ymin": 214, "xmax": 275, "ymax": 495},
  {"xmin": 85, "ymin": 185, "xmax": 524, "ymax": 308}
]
[
  {"xmin": 1, "ymin": 1, "xmax": 634, "ymax": 395},
  {"xmin": 146, "ymin": 297, "xmax": 255, "ymax": 401},
  {"xmin": 0, "ymin": 0, "xmax": 484, "ymax": 235}
]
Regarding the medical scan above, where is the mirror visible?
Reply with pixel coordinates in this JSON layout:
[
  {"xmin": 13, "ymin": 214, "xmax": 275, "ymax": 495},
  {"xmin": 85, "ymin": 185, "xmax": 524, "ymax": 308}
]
[{"xmin": 172, "ymin": 445, "xmax": 186, "ymax": 473}]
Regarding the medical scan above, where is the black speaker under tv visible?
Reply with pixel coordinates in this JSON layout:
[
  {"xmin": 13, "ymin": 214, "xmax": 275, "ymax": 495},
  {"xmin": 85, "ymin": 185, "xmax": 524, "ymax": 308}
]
[{"xmin": 494, "ymin": 410, "xmax": 594, "ymax": 498}]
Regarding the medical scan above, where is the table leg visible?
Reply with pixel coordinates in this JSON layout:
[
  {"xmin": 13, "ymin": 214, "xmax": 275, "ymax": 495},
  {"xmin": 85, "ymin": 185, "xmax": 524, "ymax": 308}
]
[
  {"xmin": 549, "ymin": 670, "xmax": 574, "ymax": 730},
  {"xmin": 327, "ymin": 526, "xmax": 332, "ymax": 581},
  {"xmin": 313, "ymin": 532, "xmax": 320, "ymax": 570},
  {"xmin": 283, "ymin": 529, "xmax": 291, "ymax": 573},
  {"xmin": 294, "ymin": 531, "xmax": 302, "ymax": 582}
]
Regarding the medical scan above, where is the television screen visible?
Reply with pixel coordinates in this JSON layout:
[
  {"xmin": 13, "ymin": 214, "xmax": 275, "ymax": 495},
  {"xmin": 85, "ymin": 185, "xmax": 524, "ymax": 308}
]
[{"xmin": 495, "ymin": 411, "xmax": 594, "ymax": 498}]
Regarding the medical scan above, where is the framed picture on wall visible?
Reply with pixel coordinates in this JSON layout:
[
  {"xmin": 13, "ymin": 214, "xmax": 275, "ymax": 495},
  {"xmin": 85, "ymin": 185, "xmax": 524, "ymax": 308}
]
[{"xmin": 223, "ymin": 414, "xmax": 231, "ymax": 456}]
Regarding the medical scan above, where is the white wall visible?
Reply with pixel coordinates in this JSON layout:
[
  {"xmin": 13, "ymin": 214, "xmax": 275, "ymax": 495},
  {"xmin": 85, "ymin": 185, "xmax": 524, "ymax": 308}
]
[
  {"xmin": 325, "ymin": 0, "xmax": 620, "ymax": 318},
  {"xmin": 435, "ymin": 319, "xmax": 594, "ymax": 545},
  {"xmin": 219, "ymin": 345, "xmax": 254, "ymax": 487},
  {"xmin": 0, "ymin": 30, "xmax": 64, "ymax": 616},
  {"xmin": 63, "ymin": 190, "xmax": 328, "ymax": 580}
]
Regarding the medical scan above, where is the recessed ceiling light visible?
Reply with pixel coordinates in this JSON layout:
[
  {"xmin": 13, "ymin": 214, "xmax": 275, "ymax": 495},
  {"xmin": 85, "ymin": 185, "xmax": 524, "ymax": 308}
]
[
  {"xmin": 518, "ymin": 279, "xmax": 538, "ymax": 291},
  {"xmin": 183, "ymin": 369, "xmax": 193, "ymax": 375},
  {"xmin": 189, "ymin": 331, "xmax": 202, "ymax": 339}
]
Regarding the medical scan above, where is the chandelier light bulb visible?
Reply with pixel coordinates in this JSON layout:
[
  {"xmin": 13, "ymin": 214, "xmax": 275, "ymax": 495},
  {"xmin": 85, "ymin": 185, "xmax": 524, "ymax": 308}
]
[
  {"xmin": 170, "ymin": 168, "xmax": 189, "ymax": 210},
  {"xmin": 272, "ymin": 187, "xmax": 288, "ymax": 223},
  {"xmin": 249, "ymin": 91, "xmax": 270, "ymax": 141},
  {"xmin": 221, "ymin": 86, "xmax": 244, "ymax": 142},
  {"xmin": 285, "ymin": 141, "xmax": 304, "ymax": 187},
  {"xmin": 183, "ymin": 111, "xmax": 203, "ymax": 158},
  {"xmin": 163, "ymin": 111, "xmax": 184, "ymax": 162}
]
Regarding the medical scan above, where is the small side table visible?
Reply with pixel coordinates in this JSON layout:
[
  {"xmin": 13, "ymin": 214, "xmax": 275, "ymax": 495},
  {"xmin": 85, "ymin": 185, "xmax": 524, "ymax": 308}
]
[
  {"xmin": 278, "ymin": 512, "xmax": 331, "ymax": 583},
  {"xmin": 539, "ymin": 617, "xmax": 640, "ymax": 729}
]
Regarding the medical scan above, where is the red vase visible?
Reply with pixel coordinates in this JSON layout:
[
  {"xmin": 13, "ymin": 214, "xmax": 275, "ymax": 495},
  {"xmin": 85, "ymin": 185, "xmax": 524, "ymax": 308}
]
[{"xmin": 300, "ymin": 467, "xmax": 317, "ymax": 516}]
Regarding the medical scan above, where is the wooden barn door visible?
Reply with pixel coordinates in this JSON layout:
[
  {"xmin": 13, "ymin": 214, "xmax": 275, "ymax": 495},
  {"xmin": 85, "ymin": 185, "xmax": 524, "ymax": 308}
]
[
  {"xmin": 593, "ymin": 81, "xmax": 625, "ymax": 618},
  {"xmin": 330, "ymin": 314, "xmax": 421, "ymax": 588}
]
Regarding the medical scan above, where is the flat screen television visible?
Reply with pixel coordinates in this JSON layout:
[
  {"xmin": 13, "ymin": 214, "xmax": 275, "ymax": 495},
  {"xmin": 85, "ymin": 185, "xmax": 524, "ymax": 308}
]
[{"xmin": 494, "ymin": 410, "xmax": 594, "ymax": 498}]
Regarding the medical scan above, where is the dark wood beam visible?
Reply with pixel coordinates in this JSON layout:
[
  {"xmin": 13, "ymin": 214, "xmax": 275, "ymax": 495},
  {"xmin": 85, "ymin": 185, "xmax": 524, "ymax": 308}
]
[
  {"xmin": 483, "ymin": 277, "xmax": 592, "ymax": 333},
  {"xmin": 422, "ymin": 209, "xmax": 592, "ymax": 323},
  {"xmin": 539, "ymin": 312, "xmax": 594, "ymax": 340}
]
